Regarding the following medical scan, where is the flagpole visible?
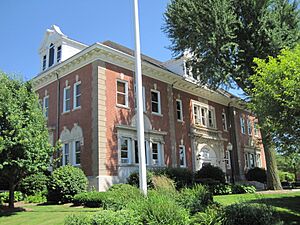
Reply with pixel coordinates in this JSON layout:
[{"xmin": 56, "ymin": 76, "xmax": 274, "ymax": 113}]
[{"xmin": 133, "ymin": 0, "xmax": 147, "ymax": 195}]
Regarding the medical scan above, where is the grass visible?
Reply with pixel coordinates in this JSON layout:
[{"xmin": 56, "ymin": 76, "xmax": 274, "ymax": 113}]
[
  {"xmin": 214, "ymin": 191, "xmax": 300, "ymax": 225},
  {"xmin": 0, "ymin": 203, "xmax": 102, "ymax": 225}
]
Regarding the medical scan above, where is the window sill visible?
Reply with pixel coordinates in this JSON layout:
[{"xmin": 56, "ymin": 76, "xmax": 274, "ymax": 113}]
[
  {"xmin": 62, "ymin": 110, "xmax": 71, "ymax": 115},
  {"xmin": 151, "ymin": 112, "xmax": 163, "ymax": 117},
  {"xmin": 73, "ymin": 106, "xmax": 81, "ymax": 111},
  {"xmin": 177, "ymin": 119, "xmax": 183, "ymax": 123},
  {"xmin": 116, "ymin": 104, "xmax": 130, "ymax": 110}
]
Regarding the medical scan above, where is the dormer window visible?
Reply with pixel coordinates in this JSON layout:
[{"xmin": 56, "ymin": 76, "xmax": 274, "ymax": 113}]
[
  {"xmin": 57, "ymin": 46, "xmax": 62, "ymax": 62},
  {"xmin": 48, "ymin": 43, "xmax": 55, "ymax": 67},
  {"xmin": 42, "ymin": 55, "xmax": 47, "ymax": 71}
]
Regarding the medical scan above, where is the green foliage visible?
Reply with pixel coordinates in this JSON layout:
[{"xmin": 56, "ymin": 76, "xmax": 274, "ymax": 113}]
[
  {"xmin": 73, "ymin": 191, "xmax": 106, "ymax": 208},
  {"xmin": 164, "ymin": 0, "xmax": 300, "ymax": 91},
  {"xmin": 277, "ymin": 153, "xmax": 300, "ymax": 181},
  {"xmin": 0, "ymin": 72, "xmax": 55, "ymax": 207},
  {"xmin": 24, "ymin": 192, "xmax": 47, "ymax": 204},
  {"xmin": 176, "ymin": 184, "xmax": 213, "ymax": 214},
  {"xmin": 152, "ymin": 175, "xmax": 176, "ymax": 192},
  {"xmin": 278, "ymin": 171, "xmax": 294, "ymax": 182},
  {"xmin": 47, "ymin": 165, "xmax": 88, "ymax": 203},
  {"xmin": 246, "ymin": 167, "xmax": 267, "ymax": 183},
  {"xmin": 195, "ymin": 165, "xmax": 226, "ymax": 184},
  {"xmin": 18, "ymin": 171, "xmax": 49, "ymax": 196},
  {"xmin": 190, "ymin": 207, "xmax": 224, "ymax": 225},
  {"xmin": 231, "ymin": 184, "xmax": 256, "ymax": 194},
  {"xmin": 65, "ymin": 214, "xmax": 92, "ymax": 225},
  {"xmin": 210, "ymin": 184, "xmax": 232, "ymax": 195},
  {"xmin": 0, "ymin": 191, "xmax": 24, "ymax": 204},
  {"xmin": 129, "ymin": 190, "xmax": 190, "ymax": 225},
  {"xmin": 127, "ymin": 171, "xmax": 154, "ymax": 188},
  {"xmin": 223, "ymin": 203, "xmax": 282, "ymax": 225}
]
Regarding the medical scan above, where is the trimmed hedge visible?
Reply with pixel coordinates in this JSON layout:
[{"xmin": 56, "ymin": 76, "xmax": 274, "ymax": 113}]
[
  {"xmin": 73, "ymin": 192, "xmax": 106, "ymax": 208},
  {"xmin": 246, "ymin": 167, "xmax": 267, "ymax": 183},
  {"xmin": 195, "ymin": 165, "xmax": 226, "ymax": 184}
]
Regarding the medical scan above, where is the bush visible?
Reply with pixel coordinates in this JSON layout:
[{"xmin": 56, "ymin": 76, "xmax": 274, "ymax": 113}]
[
  {"xmin": 231, "ymin": 184, "xmax": 256, "ymax": 194},
  {"xmin": 18, "ymin": 172, "xmax": 49, "ymax": 196},
  {"xmin": 223, "ymin": 203, "xmax": 282, "ymax": 225},
  {"xmin": 129, "ymin": 190, "xmax": 190, "ymax": 225},
  {"xmin": 210, "ymin": 184, "xmax": 232, "ymax": 195},
  {"xmin": 73, "ymin": 191, "xmax": 106, "ymax": 208},
  {"xmin": 177, "ymin": 184, "xmax": 213, "ymax": 214},
  {"xmin": 195, "ymin": 165, "xmax": 226, "ymax": 184},
  {"xmin": 127, "ymin": 171, "xmax": 154, "ymax": 188},
  {"xmin": 155, "ymin": 167, "xmax": 194, "ymax": 189},
  {"xmin": 246, "ymin": 167, "xmax": 267, "ymax": 183},
  {"xmin": 47, "ymin": 165, "xmax": 88, "ymax": 203},
  {"xmin": 278, "ymin": 171, "xmax": 294, "ymax": 182},
  {"xmin": 65, "ymin": 214, "xmax": 92, "ymax": 225},
  {"xmin": 0, "ymin": 191, "xmax": 24, "ymax": 204},
  {"xmin": 152, "ymin": 175, "xmax": 176, "ymax": 192},
  {"xmin": 190, "ymin": 207, "xmax": 224, "ymax": 225},
  {"xmin": 24, "ymin": 192, "xmax": 47, "ymax": 203}
]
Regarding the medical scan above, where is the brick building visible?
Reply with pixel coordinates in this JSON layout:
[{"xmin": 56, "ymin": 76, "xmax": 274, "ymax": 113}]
[{"xmin": 33, "ymin": 25, "xmax": 266, "ymax": 191}]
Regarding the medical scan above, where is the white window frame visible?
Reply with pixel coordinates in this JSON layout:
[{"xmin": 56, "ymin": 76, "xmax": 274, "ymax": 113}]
[
  {"xmin": 176, "ymin": 99, "xmax": 183, "ymax": 121},
  {"xmin": 151, "ymin": 89, "xmax": 161, "ymax": 115},
  {"xmin": 245, "ymin": 153, "xmax": 249, "ymax": 169},
  {"xmin": 42, "ymin": 55, "xmax": 47, "ymax": 71},
  {"xmin": 254, "ymin": 122, "xmax": 259, "ymax": 137},
  {"xmin": 73, "ymin": 140, "xmax": 81, "ymax": 166},
  {"xmin": 43, "ymin": 95, "xmax": 49, "ymax": 118},
  {"xmin": 73, "ymin": 81, "xmax": 81, "ymax": 109},
  {"xmin": 192, "ymin": 101, "xmax": 216, "ymax": 129},
  {"xmin": 57, "ymin": 45, "xmax": 62, "ymax": 63},
  {"xmin": 120, "ymin": 137, "xmax": 131, "ymax": 164},
  {"xmin": 256, "ymin": 153, "xmax": 261, "ymax": 167},
  {"xmin": 222, "ymin": 112, "xmax": 228, "ymax": 131},
  {"xmin": 179, "ymin": 145, "xmax": 186, "ymax": 167},
  {"xmin": 247, "ymin": 119, "xmax": 252, "ymax": 136},
  {"xmin": 63, "ymin": 86, "xmax": 71, "ymax": 113},
  {"xmin": 240, "ymin": 117, "xmax": 246, "ymax": 134},
  {"xmin": 151, "ymin": 142, "xmax": 160, "ymax": 166},
  {"xmin": 225, "ymin": 150, "xmax": 232, "ymax": 169},
  {"xmin": 62, "ymin": 143, "xmax": 70, "ymax": 166},
  {"xmin": 116, "ymin": 80, "xmax": 128, "ymax": 107}
]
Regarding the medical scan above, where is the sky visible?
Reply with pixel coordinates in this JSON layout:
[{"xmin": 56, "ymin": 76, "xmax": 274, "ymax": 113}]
[{"xmin": 0, "ymin": 0, "xmax": 172, "ymax": 80}]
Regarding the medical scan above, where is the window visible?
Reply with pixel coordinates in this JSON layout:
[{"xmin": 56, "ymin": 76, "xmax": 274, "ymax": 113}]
[
  {"xmin": 240, "ymin": 117, "xmax": 245, "ymax": 134},
  {"xmin": 193, "ymin": 102, "xmax": 215, "ymax": 128},
  {"xmin": 256, "ymin": 153, "xmax": 261, "ymax": 167},
  {"xmin": 152, "ymin": 142, "xmax": 160, "ymax": 165},
  {"xmin": 74, "ymin": 82, "xmax": 81, "ymax": 109},
  {"xmin": 63, "ymin": 143, "xmax": 70, "ymax": 165},
  {"xmin": 151, "ymin": 90, "xmax": 161, "ymax": 114},
  {"xmin": 116, "ymin": 80, "xmax": 128, "ymax": 107},
  {"xmin": 254, "ymin": 122, "xmax": 259, "ymax": 136},
  {"xmin": 222, "ymin": 112, "xmax": 228, "ymax": 131},
  {"xmin": 245, "ymin": 152, "xmax": 256, "ymax": 169},
  {"xmin": 42, "ymin": 55, "xmax": 47, "ymax": 71},
  {"xmin": 245, "ymin": 153, "xmax": 249, "ymax": 168},
  {"xmin": 74, "ymin": 140, "xmax": 81, "ymax": 165},
  {"xmin": 247, "ymin": 119, "xmax": 252, "ymax": 136},
  {"xmin": 48, "ymin": 43, "xmax": 55, "ymax": 67},
  {"xmin": 57, "ymin": 46, "xmax": 62, "ymax": 62},
  {"xmin": 120, "ymin": 138, "xmax": 130, "ymax": 163},
  {"xmin": 226, "ymin": 150, "xmax": 231, "ymax": 169},
  {"xmin": 134, "ymin": 85, "xmax": 146, "ymax": 111},
  {"xmin": 249, "ymin": 153, "xmax": 255, "ymax": 168},
  {"xmin": 179, "ymin": 145, "xmax": 186, "ymax": 167},
  {"xmin": 63, "ymin": 86, "xmax": 71, "ymax": 112},
  {"xmin": 43, "ymin": 96, "xmax": 49, "ymax": 118},
  {"xmin": 176, "ymin": 99, "xmax": 183, "ymax": 121}
]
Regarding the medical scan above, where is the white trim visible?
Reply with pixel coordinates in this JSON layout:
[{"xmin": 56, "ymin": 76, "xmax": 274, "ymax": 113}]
[
  {"xmin": 222, "ymin": 112, "xmax": 228, "ymax": 131},
  {"xmin": 247, "ymin": 119, "xmax": 252, "ymax": 136},
  {"xmin": 63, "ymin": 86, "xmax": 71, "ymax": 113},
  {"xmin": 73, "ymin": 140, "xmax": 81, "ymax": 166},
  {"xmin": 179, "ymin": 145, "xmax": 186, "ymax": 167},
  {"xmin": 176, "ymin": 99, "xmax": 183, "ymax": 121},
  {"xmin": 192, "ymin": 100, "xmax": 216, "ymax": 129},
  {"xmin": 62, "ymin": 142, "xmax": 70, "ymax": 166},
  {"xmin": 151, "ymin": 89, "xmax": 161, "ymax": 115},
  {"xmin": 240, "ymin": 117, "xmax": 246, "ymax": 134},
  {"xmin": 73, "ymin": 81, "xmax": 81, "ymax": 109},
  {"xmin": 43, "ymin": 95, "xmax": 49, "ymax": 118},
  {"xmin": 116, "ymin": 80, "xmax": 128, "ymax": 107}
]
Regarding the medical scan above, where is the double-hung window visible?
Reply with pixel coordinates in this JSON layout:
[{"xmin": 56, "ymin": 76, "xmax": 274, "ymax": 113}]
[
  {"xmin": 48, "ymin": 43, "xmax": 55, "ymax": 67},
  {"xmin": 193, "ymin": 101, "xmax": 215, "ymax": 128},
  {"xmin": 116, "ymin": 80, "xmax": 128, "ymax": 107},
  {"xmin": 74, "ymin": 140, "xmax": 81, "ymax": 165},
  {"xmin": 74, "ymin": 81, "xmax": 81, "ymax": 109},
  {"xmin": 240, "ymin": 117, "xmax": 246, "ymax": 134},
  {"xmin": 151, "ymin": 90, "xmax": 161, "ymax": 114},
  {"xmin": 120, "ymin": 137, "xmax": 130, "ymax": 163},
  {"xmin": 63, "ymin": 143, "xmax": 70, "ymax": 166},
  {"xmin": 43, "ymin": 96, "xmax": 49, "ymax": 118},
  {"xmin": 152, "ymin": 142, "xmax": 160, "ymax": 165},
  {"xmin": 176, "ymin": 99, "xmax": 183, "ymax": 121},
  {"xmin": 63, "ymin": 86, "xmax": 71, "ymax": 112},
  {"xmin": 222, "ymin": 112, "xmax": 228, "ymax": 131},
  {"xmin": 247, "ymin": 119, "xmax": 252, "ymax": 136},
  {"xmin": 179, "ymin": 145, "xmax": 186, "ymax": 167}
]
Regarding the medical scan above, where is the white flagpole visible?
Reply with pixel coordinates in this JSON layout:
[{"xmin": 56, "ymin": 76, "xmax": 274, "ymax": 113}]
[{"xmin": 133, "ymin": 0, "xmax": 147, "ymax": 195}]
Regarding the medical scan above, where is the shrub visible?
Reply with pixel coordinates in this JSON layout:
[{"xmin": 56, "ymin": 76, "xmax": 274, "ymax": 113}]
[
  {"xmin": 129, "ymin": 190, "xmax": 190, "ymax": 225},
  {"xmin": 65, "ymin": 214, "xmax": 92, "ymax": 225},
  {"xmin": 231, "ymin": 184, "xmax": 256, "ymax": 194},
  {"xmin": 127, "ymin": 171, "xmax": 154, "ymax": 188},
  {"xmin": 210, "ymin": 184, "xmax": 232, "ymax": 195},
  {"xmin": 152, "ymin": 175, "xmax": 176, "ymax": 192},
  {"xmin": 47, "ymin": 165, "xmax": 88, "ymax": 203},
  {"xmin": 92, "ymin": 210, "xmax": 142, "ymax": 225},
  {"xmin": 0, "ymin": 191, "xmax": 24, "ymax": 204},
  {"xmin": 177, "ymin": 184, "xmax": 213, "ymax": 214},
  {"xmin": 155, "ymin": 167, "xmax": 194, "ymax": 189},
  {"xmin": 18, "ymin": 172, "xmax": 49, "ymax": 196},
  {"xmin": 24, "ymin": 192, "xmax": 47, "ymax": 203},
  {"xmin": 73, "ymin": 191, "xmax": 106, "ymax": 208},
  {"xmin": 190, "ymin": 207, "xmax": 224, "ymax": 225},
  {"xmin": 103, "ymin": 184, "xmax": 142, "ymax": 210},
  {"xmin": 195, "ymin": 165, "xmax": 226, "ymax": 184},
  {"xmin": 246, "ymin": 167, "xmax": 267, "ymax": 183},
  {"xmin": 223, "ymin": 203, "xmax": 282, "ymax": 225},
  {"xmin": 278, "ymin": 171, "xmax": 294, "ymax": 182}
]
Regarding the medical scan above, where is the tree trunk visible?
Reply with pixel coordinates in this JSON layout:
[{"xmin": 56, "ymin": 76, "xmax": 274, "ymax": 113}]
[
  {"xmin": 261, "ymin": 129, "xmax": 282, "ymax": 190},
  {"xmin": 8, "ymin": 182, "xmax": 15, "ymax": 209}
]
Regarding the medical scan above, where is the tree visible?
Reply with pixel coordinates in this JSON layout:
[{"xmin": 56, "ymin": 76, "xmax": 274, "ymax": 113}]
[
  {"xmin": 0, "ymin": 72, "xmax": 54, "ymax": 208},
  {"xmin": 164, "ymin": 0, "xmax": 300, "ymax": 190},
  {"xmin": 276, "ymin": 153, "xmax": 300, "ymax": 181}
]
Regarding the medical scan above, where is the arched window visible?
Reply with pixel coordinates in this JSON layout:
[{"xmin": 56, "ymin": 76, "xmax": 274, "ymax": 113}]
[{"xmin": 48, "ymin": 43, "xmax": 55, "ymax": 67}]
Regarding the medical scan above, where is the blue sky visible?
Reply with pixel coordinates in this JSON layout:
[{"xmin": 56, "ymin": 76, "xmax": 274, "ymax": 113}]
[{"xmin": 0, "ymin": 0, "xmax": 172, "ymax": 80}]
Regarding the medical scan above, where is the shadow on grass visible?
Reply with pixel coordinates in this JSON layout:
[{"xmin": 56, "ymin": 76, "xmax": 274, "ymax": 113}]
[
  {"xmin": 248, "ymin": 196, "xmax": 300, "ymax": 225},
  {"xmin": 0, "ymin": 206, "xmax": 26, "ymax": 217}
]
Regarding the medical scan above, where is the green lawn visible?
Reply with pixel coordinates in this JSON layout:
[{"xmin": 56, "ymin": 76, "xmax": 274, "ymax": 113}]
[
  {"xmin": 214, "ymin": 191, "xmax": 300, "ymax": 225},
  {"xmin": 0, "ymin": 203, "xmax": 102, "ymax": 225}
]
